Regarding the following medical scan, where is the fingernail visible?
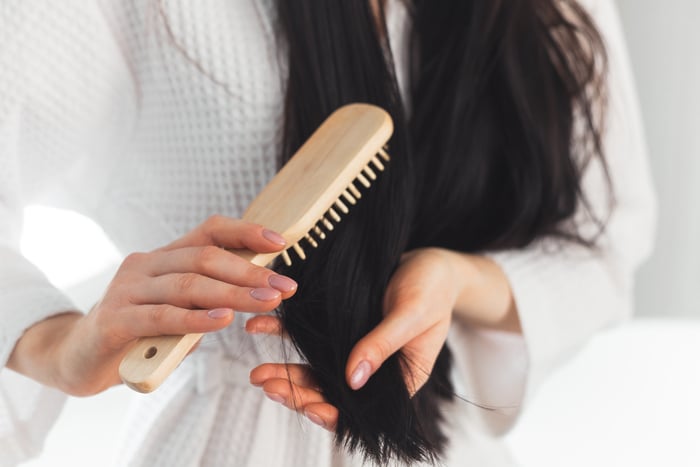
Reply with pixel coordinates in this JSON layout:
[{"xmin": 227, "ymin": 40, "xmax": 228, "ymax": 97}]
[
  {"xmin": 305, "ymin": 411, "xmax": 326, "ymax": 428},
  {"xmin": 350, "ymin": 360, "xmax": 372, "ymax": 390},
  {"xmin": 262, "ymin": 229, "xmax": 286, "ymax": 246},
  {"xmin": 250, "ymin": 288, "xmax": 281, "ymax": 301},
  {"xmin": 264, "ymin": 391, "xmax": 286, "ymax": 404},
  {"xmin": 268, "ymin": 274, "xmax": 297, "ymax": 293},
  {"xmin": 208, "ymin": 308, "xmax": 234, "ymax": 319}
]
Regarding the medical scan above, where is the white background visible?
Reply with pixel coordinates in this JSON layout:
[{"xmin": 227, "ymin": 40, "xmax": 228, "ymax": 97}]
[
  {"xmin": 617, "ymin": 0, "xmax": 700, "ymax": 318},
  {"xmin": 12, "ymin": 0, "xmax": 700, "ymax": 466}
]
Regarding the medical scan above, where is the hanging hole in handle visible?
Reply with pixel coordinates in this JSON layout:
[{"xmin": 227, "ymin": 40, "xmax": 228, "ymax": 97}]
[{"xmin": 144, "ymin": 346, "xmax": 158, "ymax": 359}]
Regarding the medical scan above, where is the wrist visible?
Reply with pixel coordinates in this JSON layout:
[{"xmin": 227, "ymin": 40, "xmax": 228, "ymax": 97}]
[
  {"xmin": 438, "ymin": 249, "xmax": 521, "ymax": 333},
  {"xmin": 7, "ymin": 312, "xmax": 83, "ymax": 390},
  {"xmin": 51, "ymin": 312, "xmax": 93, "ymax": 394}
]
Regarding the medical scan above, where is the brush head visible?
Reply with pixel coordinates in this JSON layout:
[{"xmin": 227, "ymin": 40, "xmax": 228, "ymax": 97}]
[{"xmin": 241, "ymin": 103, "xmax": 393, "ymax": 266}]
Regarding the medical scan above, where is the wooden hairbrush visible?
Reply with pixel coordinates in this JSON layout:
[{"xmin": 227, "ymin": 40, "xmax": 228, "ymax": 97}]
[{"xmin": 119, "ymin": 103, "xmax": 393, "ymax": 392}]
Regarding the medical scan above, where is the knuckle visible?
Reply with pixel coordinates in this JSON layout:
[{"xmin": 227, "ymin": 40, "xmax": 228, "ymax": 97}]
[
  {"xmin": 250, "ymin": 264, "xmax": 273, "ymax": 285},
  {"xmin": 246, "ymin": 222, "xmax": 263, "ymax": 234},
  {"xmin": 121, "ymin": 252, "xmax": 147, "ymax": 270},
  {"xmin": 195, "ymin": 245, "xmax": 220, "ymax": 270},
  {"xmin": 181, "ymin": 309, "xmax": 201, "ymax": 330},
  {"xmin": 204, "ymin": 214, "xmax": 226, "ymax": 231},
  {"xmin": 148, "ymin": 304, "xmax": 170, "ymax": 326},
  {"xmin": 106, "ymin": 276, "xmax": 141, "ymax": 305},
  {"xmin": 225, "ymin": 286, "xmax": 247, "ymax": 306},
  {"xmin": 237, "ymin": 221, "xmax": 263, "ymax": 241},
  {"xmin": 104, "ymin": 276, "xmax": 128, "ymax": 297},
  {"xmin": 176, "ymin": 273, "xmax": 198, "ymax": 293},
  {"xmin": 372, "ymin": 336, "xmax": 396, "ymax": 362}
]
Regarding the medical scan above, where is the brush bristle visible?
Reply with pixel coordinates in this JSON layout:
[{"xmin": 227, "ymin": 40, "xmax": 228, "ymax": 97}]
[{"xmin": 280, "ymin": 149, "xmax": 391, "ymax": 266}]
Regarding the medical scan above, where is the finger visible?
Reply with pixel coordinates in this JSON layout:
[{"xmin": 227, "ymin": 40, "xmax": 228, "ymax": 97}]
[
  {"xmin": 131, "ymin": 273, "xmax": 283, "ymax": 313},
  {"xmin": 144, "ymin": 246, "xmax": 298, "ymax": 298},
  {"xmin": 345, "ymin": 304, "xmax": 426, "ymax": 391},
  {"xmin": 113, "ymin": 305, "xmax": 234, "ymax": 339},
  {"xmin": 304, "ymin": 402, "xmax": 339, "ymax": 431},
  {"xmin": 252, "ymin": 367, "xmax": 337, "ymax": 432},
  {"xmin": 261, "ymin": 378, "xmax": 327, "ymax": 412},
  {"xmin": 245, "ymin": 315, "xmax": 285, "ymax": 337},
  {"xmin": 250, "ymin": 363, "xmax": 318, "ymax": 389},
  {"xmin": 163, "ymin": 216, "xmax": 287, "ymax": 252}
]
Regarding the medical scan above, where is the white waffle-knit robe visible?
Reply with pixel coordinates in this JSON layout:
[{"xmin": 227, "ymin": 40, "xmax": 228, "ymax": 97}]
[{"xmin": 0, "ymin": 0, "xmax": 656, "ymax": 465}]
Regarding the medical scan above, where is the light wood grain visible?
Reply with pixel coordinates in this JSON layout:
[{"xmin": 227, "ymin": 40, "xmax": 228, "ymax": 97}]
[{"xmin": 119, "ymin": 104, "xmax": 393, "ymax": 393}]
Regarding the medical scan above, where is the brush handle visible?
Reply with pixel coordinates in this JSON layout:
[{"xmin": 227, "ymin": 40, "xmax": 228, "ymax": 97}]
[{"xmin": 119, "ymin": 248, "xmax": 272, "ymax": 393}]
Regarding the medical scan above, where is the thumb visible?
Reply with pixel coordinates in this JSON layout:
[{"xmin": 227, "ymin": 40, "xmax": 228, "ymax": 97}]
[{"xmin": 345, "ymin": 309, "xmax": 422, "ymax": 390}]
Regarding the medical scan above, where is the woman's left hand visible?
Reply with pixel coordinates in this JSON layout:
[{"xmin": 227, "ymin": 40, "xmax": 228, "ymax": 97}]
[{"xmin": 246, "ymin": 247, "xmax": 463, "ymax": 431}]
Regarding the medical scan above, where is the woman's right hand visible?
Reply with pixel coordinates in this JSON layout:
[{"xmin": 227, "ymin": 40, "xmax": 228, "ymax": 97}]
[{"xmin": 9, "ymin": 216, "xmax": 297, "ymax": 396}]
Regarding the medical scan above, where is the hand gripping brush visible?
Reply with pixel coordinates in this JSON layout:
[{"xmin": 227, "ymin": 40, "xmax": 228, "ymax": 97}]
[{"xmin": 119, "ymin": 103, "xmax": 393, "ymax": 392}]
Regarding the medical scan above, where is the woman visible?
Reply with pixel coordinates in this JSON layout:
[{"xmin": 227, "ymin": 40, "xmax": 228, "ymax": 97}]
[{"xmin": 0, "ymin": 0, "xmax": 655, "ymax": 465}]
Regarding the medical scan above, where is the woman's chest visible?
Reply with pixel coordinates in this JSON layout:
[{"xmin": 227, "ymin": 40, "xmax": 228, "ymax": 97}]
[{"xmin": 104, "ymin": 0, "xmax": 285, "ymax": 236}]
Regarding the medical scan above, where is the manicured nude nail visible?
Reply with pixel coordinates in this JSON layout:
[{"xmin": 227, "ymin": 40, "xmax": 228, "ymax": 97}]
[
  {"xmin": 250, "ymin": 288, "xmax": 281, "ymax": 301},
  {"xmin": 305, "ymin": 411, "xmax": 326, "ymax": 428},
  {"xmin": 350, "ymin": 360, "xmax": 372, "ymax": 390},
  {"xmin": 264, "ymin": 391, "xmax": 286, "ymax": 404},
  {"xmin": 268, "ymin": 274, "xmax": 297, "ymax": 293},
  {"xmin": 208, "ymin": 308, "xmax": 234, "ymax": 319},
  {"xmin": 262, "ymin": 229, "xmax": 287, "ymax": 246}
]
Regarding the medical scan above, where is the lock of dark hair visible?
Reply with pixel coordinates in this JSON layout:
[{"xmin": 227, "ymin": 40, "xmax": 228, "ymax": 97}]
[{"xmin": 274, "ymin": 0, "xmax": 608, "ymax": 465}]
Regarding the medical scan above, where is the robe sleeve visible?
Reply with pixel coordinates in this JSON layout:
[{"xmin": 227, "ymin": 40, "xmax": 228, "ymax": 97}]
[{"xmin": 0, "ymin": 2, "xmax": 135, "ymax": 464}]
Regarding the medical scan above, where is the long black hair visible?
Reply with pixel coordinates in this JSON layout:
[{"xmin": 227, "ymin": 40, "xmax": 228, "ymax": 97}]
[{"xmin": 275, "ymin": 0, "xmax": 608, "ymax": 465}]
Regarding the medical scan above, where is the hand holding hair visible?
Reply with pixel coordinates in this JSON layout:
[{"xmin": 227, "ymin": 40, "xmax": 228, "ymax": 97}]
[
  {"xmin": 247, "ymin": 247, "xmax": 520, "ymax": 431},
  {"xmin": 8, "ymin": 216, "xmax": 297, "ymax": 397}
]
